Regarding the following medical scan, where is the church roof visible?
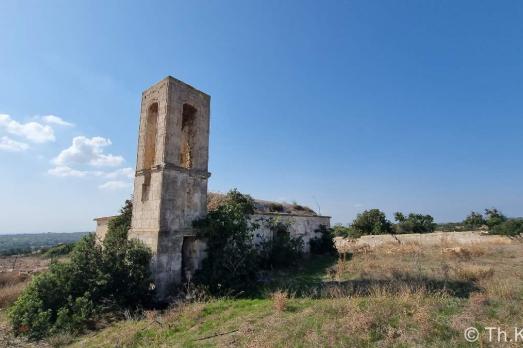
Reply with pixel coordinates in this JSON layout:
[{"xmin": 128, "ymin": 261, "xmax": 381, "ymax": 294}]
[
  {"xmin": 95, "ymin": 193, "xmax": 320, "ymax": 223},
  {"xmin": 207, "ymin": 192, "xmax": 318, "ymax": 216}
]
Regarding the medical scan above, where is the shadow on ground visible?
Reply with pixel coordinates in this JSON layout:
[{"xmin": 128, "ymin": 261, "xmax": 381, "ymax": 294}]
[{"xmin": 259, "ymin": 255, "xmax": 478, "ymax": 299}]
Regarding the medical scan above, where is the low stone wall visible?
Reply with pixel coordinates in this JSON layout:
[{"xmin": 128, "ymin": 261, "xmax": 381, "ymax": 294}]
[{"xmin": 335, "ymin": 231, "xmax": 513, "ymax": 252}]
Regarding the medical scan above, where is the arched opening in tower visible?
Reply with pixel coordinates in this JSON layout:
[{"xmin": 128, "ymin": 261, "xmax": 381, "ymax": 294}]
[{"xmin": 180, "ymin": 103, "xmax": 197, "ymax": 169}]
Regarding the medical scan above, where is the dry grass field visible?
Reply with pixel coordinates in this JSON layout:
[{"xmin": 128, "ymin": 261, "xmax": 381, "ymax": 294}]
[
  {"xmin": 0, "ymin": 255, "xmax": 50, "ymax": 273},
  {"xmin": 0, "ymin": 237, "xmax": 520, "ymax": 347},
  {"xmin": 58, "ymin": 238, "xmax": 523, "ymax": 348}
]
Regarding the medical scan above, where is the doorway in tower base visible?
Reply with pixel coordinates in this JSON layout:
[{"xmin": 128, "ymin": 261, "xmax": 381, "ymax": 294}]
[{"xmin": 181, "ymin": 236, "xmax": 207, "ymax": 283}]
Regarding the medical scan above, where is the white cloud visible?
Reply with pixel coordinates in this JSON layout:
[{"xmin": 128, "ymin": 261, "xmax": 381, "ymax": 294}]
[
  {"xmin": 53, "ymin": 136, "xmax": 124, "ymax": 167},
  {"xmin": 105, "ymin": 167, "xmax": 134, "ymax": 179},
  {"xmin": 0, "ymin": 136, "xmax": 29, "ymax": 152},
  {"xmin": 48, "ymin": 165, "xmax": 134, "ymax": 182},
  {"xmin": 48, "ymin": 166, "xmax": 89, "ymax": 177},
  {"xmin": 99, "ymin": 180, "xmax": 131, "ymax": 191},
  {"xmin": 42, "ymin": 115, "xmax": 74, "ymax": 127},
  {"xmin": 0, "ymin": 114, "xmax": 55, "ymax": 143}
]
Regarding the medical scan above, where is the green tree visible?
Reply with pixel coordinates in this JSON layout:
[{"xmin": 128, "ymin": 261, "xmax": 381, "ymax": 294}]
[
  {"xmin": 193, "ymin": 189, "xmax": 260, "ymax": 295},
  {"xmin": 484, "ymin": 208, "xmax": 507, "ymax": 228},
  {"xmin": 9, "ymin": 199, "xmax": 152, "ymax": 339},
  {"xmin": 394, "ymin": 212, "xmax": 436, "ymax": 234},
  {"xmin": 463, "ymin": 211, "xmax": 486, "ymax": 230},
  {"xmin": 490, "ymin": 219, "xmax": 523, "ymax": 236},
  {"xmin": 350, "ymin": 209, "xmax": 393, "ymax": 237},
  {"xmin": 394, "ymin": 212, "xmax": 406, "ymax": 223},
  {"xmin": 104, "ymin": 198, "xmax": 133, "ymax": 245},
  {"xmin": 331, "ymin": 224, "xmax": 351, "ymax": 238}
]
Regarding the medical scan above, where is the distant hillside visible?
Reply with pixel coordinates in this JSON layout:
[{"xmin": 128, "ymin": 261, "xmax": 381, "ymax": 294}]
[{"xmin": 0, "ymin": 232, "xmax": 90, "ymax": 256}]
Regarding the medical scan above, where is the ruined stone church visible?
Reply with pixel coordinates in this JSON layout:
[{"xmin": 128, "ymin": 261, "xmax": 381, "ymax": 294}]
[{"xmin": 95, "ymin": 77, "xmax": 330, "ymax": 298}]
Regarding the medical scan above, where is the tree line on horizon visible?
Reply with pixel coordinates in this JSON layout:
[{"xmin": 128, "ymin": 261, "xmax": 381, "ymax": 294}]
[{"xmin": 332, "ymin": 207, "xmax": 523, "ymax": 238}]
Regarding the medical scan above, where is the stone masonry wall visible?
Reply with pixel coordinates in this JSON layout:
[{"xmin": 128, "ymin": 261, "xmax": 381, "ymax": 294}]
[{"xmin": 334, "ymin": 230, "xmax": 513, "ymax": 252}]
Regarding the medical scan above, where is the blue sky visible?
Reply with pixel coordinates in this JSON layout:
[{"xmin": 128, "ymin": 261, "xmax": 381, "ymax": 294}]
[{"xmin": 0, "ymin": 0, "xmax": 522, "ymax": 233}]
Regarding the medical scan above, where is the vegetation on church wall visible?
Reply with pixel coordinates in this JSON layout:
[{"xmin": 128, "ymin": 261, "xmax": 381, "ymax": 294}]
[
  {"xmin": 193, "ymin": 189, "xmax": 260, "ymax": 295},
  {"xmin": 8, "ymin": 200, "xmax": 152, "ymax": 339},
  {"xmin": 258, "ymin": 219, "xmax": 304, "ymax": 269},
  {"xmin": 194, "ymin": 189, "xmax": 307, "ymax": 295},
  {"xmin": 309, "ymin": 225, "xmax": 337, "ymax": 255}
]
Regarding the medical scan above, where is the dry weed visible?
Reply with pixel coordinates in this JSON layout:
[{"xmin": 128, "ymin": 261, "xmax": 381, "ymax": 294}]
[
  {"xmin": 47, "ymin": 333, "xmax": 75, "ymax": 347},
  {"xmin": 442, "ymin": 247, "xmax": 472, "ymax": 260},
  {"xmin": 181, "ymin": 302, "xmax": 205, "ymax": 322},
  {"xmin": 0, "ymin": 272, "xmax": 28, "ymax": 287},
  {"xmin": 383, "ymin": 242, "xmax": 423, "ymax": 255},
  {"xmin": 340, "ymin": 304, "xmax": 374, "ymax": 333},
  {"xmin": 453, "ymin": 264, "xmax": 494, "ymax": 281},
  {"xmin": 480, "ymin": 279, "xmax": 518, "ymax": 300},
  {"xmin": 464, "ymin": 244, "xmax": 487, "ymax": 257},
  {"xmin": 271, "ymin": 290, "xmax": 288, "ymax": 312},
  {"xmin": 322, "ymin": 285, "xmax": 348, "ymax": 299},
  {"xmin": 144, "ymin": 310, "xmax": 158, "ymax": 322},
  {"xmin": 0, "ymin": 282, "xmax": 27, "ymax": 308},
  {"xmin": 327, "ymin": 258, "xmax": 346, "ymax": 281},
  {"xmin": 0, "ymin": 272, "xmax": 30, "ymax": 308},
  {"xmin": 161, "ymin": 302, "xmax": 185, "ymax": 324},
  {"xmin": 160, "ymin": 296, "xmax": 206, "ymax": 327},
  {"xmin": 352, "ymin": 244, "xmax": 371, "ymax": 255}
]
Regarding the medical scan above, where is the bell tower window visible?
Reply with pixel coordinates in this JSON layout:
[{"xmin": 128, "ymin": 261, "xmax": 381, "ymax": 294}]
[
  {"xmin": 143, "ymin": 102, "xmax": 158, "ymax": 170},
  {"xmin": 180, "ymin": 103, "xmax": 197, "ymax": 169}
]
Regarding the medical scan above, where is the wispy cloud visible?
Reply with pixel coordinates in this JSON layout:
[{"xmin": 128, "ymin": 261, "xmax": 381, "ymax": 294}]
[
  {"xmin": 53, "ymin": 136, "xmax": 124, "ymax": 168},
  {"xmin": 0, "ymin": 136, "xmax": 29, "ymax": 152},
  {"xmin": 105, "ymin": 167, "xmax": 134, "ymax": 179},
  {"xmin": 48, "ymin": 166, "xmax": 89, "ymax": 177},
  {"xmin": 0, "ymin": 114, "xmax": 55, "ymax": 143},
  {"xmin": 47, "ymin": 165, "xmax": 134, "ymax": 180},
  {"xmin": 41, "ymin": 115, "xmax": 74, "ymax": 127},
  {"xmin": 99, "ymin": 180, "xmax": 132, "ymax": 191}
]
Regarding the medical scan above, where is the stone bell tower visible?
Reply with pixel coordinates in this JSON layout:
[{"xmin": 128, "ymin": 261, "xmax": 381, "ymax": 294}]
[{"xmin": 129, "ymin": 76, "xmax": 210, "ymax": 299}]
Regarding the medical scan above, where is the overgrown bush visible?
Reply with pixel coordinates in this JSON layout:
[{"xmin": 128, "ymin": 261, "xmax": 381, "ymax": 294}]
[
  {"xmin": 484, "ymin": 208, "xmax": 507, "ymax": 228},
  {"xmin": 350, "ymin": 209, "xmax": 393, "ymax": 237},
  {"xmin": 489, "ymin": 219, "xmax": 523, "ymax": 236},
  {"xmin": 193, "ymin": 189, "xmax": 260, "ymax": 295},
  {"xmin": 394, "ymin": 212, "xmax": 436, "ymax": 234},
  {"xmin": 332, "ymin": 224, "xmax": 351, "ymax": 238},
  {"xmin": 9, "ymin": 199, "xmax": 153, "ymax": 339},
  {"xmin": 459, "ymin": 208, "xmax": 521, "ymax": 235},
  {"xmin": 269, "ymin": 203, "xmax": 284, "ymax": 213},
  {"xmin": 435, "ymin": 222, "xmax": 468, "ymax": 232},
  {"xmin": 258, "ymin": 219, "xmax": 303, "ymax": 269},
  {"xmin": 194, "ymin": 190, "xmax": 310, "ymax": 295},
  {"xmin": 309, "ymin": 225, "xmax": 337, "ymax": 255}
]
